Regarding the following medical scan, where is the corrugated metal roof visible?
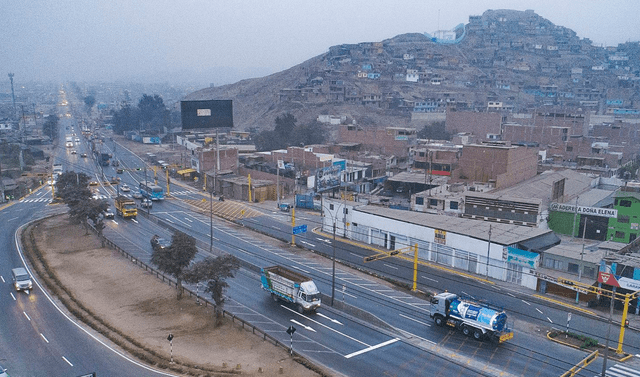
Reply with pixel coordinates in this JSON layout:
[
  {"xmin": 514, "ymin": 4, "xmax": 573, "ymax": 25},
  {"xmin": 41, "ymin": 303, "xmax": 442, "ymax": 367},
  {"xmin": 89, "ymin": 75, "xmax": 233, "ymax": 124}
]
[
  {"xmin": 356, "ymin": 205, "xmax": 553, "ymax": 245},
  {"xmin": 488, "ymin": 169, "xmax": 596, "ymax": 203}
]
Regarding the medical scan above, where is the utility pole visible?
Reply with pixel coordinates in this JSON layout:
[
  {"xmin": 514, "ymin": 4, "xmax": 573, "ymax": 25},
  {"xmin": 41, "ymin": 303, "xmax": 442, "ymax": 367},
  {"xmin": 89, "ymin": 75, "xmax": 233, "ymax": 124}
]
[
  {"xmin": 485, "ymin": 224, "xmax": 492, "ymax": 277},
  {"xmin": 8, "ymin": 73, "xmax": 16, "ymax": 120}
]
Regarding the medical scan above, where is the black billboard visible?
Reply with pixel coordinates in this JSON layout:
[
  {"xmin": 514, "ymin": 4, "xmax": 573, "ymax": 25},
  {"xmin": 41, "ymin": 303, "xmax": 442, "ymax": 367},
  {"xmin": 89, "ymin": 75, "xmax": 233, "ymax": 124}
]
[{"xmin": 181, "ymin": 100, "xmax": 233, "ymax": 130}]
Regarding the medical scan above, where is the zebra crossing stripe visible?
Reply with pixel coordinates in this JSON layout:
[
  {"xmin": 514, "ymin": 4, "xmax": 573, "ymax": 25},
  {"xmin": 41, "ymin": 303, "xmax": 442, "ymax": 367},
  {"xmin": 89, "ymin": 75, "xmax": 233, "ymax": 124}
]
[{"xmin": 605, "ymin": 363, "xmax": 640, "ymax": 377}]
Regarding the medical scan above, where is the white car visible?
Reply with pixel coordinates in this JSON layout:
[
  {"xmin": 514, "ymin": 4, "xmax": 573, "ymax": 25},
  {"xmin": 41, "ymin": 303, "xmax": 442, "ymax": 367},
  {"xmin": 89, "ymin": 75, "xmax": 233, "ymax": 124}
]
[{"xmin": 121, "ymin": 184, "xmax": 130, "ymax": 192}]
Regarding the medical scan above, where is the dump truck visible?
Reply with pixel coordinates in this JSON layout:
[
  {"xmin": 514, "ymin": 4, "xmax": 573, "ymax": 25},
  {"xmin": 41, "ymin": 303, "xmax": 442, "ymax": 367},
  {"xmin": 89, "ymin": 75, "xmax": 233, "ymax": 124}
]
[
  {"xmin": 261, "ymin": 265, "xmax": 321, "ymax": 313},
  {"xmin": 114, "ymin": 196, "xmax": 137, "ymax": 219},
  {"xmin": 430, "ymin": 292, "xmax": 514, "ymax": 343}
]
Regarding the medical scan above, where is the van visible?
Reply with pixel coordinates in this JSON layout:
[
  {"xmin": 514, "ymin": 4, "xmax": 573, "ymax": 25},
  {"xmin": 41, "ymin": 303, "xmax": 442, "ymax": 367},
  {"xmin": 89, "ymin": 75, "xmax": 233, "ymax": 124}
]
[{"xmin": 12, "ymin": 267, "xmax": 33, "ymax": 292}]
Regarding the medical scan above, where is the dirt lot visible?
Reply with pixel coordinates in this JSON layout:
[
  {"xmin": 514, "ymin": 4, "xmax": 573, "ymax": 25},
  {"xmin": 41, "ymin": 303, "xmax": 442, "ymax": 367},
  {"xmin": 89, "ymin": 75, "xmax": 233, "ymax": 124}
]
[{"xmin": 24, "ymin": 214, "xmax": 326, "ymax": 377}]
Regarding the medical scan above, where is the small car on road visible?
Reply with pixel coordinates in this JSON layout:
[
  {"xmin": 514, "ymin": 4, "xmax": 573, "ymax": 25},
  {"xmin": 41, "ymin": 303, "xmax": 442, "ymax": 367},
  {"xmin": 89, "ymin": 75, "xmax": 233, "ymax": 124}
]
[{"xmin": 121, "ymin": 183, "xmax": 130, "ymax": 192}]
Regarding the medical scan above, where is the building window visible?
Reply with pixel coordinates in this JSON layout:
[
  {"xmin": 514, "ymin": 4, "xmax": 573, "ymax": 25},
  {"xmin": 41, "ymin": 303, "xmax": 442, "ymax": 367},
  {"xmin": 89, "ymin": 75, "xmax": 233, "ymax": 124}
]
[
  {"xmin": 450, "ymin": 201, "xmax": 458, "ymax": 210},
  {"xmin": 419, "ymin": 152, "xmax": 425, "ymax": 157},
  {"xmin": 583, "ymin": 266, "xmax": 595, "ymax": 279},
  {"xmin": 618, "ymin": 215, "xmax": 630, "ymax": 223},
  {"xmin": 416, "ymin": 197, "xmax": 424, "ymax": 205},
  {"xmin": 615, "ymin": 231, "xmax": 625, "ymax": 239},
  {"xmin": 429, "ymin": 199, "xmax": 438, "ymax": 206},
  {"xmin": 543, "ymin": 258, "xmax": 563, "ymax": 270},
  {"xmin": 344, "ymin": 208, "xmax": 348, "ymax": 214},
  {"xmin": 620, "ymin": 200, "xmax": 632, "ymax": 207},
  {"xmin": 568, "ymin": 263, "xmax": 579, "ymax": 274},
  {"xmin": 566, "ymin": 146, "xmax": 573, "ymax": 152},
  {"xmin": 330, "ymin": 204, "xmax": 334, "ymax": 210}
]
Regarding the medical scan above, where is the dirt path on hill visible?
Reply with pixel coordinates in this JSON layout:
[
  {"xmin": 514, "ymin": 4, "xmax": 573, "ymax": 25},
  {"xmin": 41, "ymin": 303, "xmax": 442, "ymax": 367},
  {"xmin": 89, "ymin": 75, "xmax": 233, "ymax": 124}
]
[{"xmin": 24, "ymin": 214, "xmax": 326, "ymax": 377}]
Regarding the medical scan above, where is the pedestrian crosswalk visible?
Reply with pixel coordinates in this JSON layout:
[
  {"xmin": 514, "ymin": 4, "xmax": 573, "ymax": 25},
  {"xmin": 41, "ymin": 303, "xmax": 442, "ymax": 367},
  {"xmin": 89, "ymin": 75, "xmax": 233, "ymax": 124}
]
[
  {"xmin": 19, "ymin": 198, "xmax": 52, "ymax": 203},
  {"xmin": 602, "ymin": 361, "xmax": 640, "ymax": 377}
]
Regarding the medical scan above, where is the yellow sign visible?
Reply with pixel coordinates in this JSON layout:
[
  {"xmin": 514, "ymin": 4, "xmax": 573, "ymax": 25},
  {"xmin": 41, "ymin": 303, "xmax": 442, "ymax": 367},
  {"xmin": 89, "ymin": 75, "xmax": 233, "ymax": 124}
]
[{"xmin": 434, "ymin": 229, "xmax": 446, "ymax": 244}]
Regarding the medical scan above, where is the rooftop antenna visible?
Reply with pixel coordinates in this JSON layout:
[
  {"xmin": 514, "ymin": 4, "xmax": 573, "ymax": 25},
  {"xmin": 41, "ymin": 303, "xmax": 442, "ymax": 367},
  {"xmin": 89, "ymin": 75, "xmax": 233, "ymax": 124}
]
[{"xmin": 8, "ymin": 73, "xmax": 17, "ymax": 119}]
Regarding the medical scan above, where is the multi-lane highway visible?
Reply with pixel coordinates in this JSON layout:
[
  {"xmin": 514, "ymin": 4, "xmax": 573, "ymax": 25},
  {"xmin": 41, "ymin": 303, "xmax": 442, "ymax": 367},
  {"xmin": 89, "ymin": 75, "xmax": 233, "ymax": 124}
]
[{"xmin": 2, "ymin": 90, "xmax": 639, "ymax": 376}]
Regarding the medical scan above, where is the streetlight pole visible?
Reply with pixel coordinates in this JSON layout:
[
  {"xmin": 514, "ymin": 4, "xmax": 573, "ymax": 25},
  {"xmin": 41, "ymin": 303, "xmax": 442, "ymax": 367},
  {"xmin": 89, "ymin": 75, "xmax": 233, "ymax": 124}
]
[
  {"xmin": 576, "ymin": 219, "xmax": 587, "ymax": 303},
  {"xmin": 210, "ymin": 189, "xmax": 213, "ymax": 252},
  {"xmin": 331, "ymin": 221, "xmax": 336, "ymax": 306},
  {"xmin": 601, "ymin": 287, "xmax": 616, "ymax": 376},
  {"xmin": 485, "ymin": 224, "xmax": 492, "ymax": 277}
]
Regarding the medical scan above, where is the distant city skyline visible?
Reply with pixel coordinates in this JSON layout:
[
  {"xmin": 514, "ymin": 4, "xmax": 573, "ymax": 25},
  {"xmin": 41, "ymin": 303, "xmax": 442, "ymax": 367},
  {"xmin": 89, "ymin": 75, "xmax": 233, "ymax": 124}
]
[{"xmin": 2, "ymin": 0, "xmax": 639, "ymax": 86}]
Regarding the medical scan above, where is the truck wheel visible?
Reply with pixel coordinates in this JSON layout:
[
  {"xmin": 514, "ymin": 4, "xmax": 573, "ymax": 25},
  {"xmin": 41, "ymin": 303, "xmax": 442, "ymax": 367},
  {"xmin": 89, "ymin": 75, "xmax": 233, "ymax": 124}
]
[
  {"xmin": 271, "ymin": 294, "xmax": 278, "ymax": 302},
  {"xmin": 473, "ymin": 329, "xmax": 483, "ymax": 340},
  {"xmin": 434, "ymin": 315, "xmax": 445, "ymax": 327},
  {"xmin": 297, "ymin": 305, "xmax": 305, "ymax": 314},
  {"xmin": 462, "ymin": 326, "xmax": 471, "ymax": 336}
]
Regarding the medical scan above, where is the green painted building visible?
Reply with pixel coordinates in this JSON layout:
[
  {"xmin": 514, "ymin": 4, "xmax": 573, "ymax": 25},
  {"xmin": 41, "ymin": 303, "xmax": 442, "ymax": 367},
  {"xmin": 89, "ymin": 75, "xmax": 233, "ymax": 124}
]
[{"xmin": 607, "ymin": 188, "xmax": 640, "ymax": 243}]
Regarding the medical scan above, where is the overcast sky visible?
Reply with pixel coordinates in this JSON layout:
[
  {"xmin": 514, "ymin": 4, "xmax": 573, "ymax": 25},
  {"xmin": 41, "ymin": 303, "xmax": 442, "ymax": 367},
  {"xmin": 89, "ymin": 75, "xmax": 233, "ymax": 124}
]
[{"xmin": 2, "ymin": 0, "xmax": 639, "ymax": 86}]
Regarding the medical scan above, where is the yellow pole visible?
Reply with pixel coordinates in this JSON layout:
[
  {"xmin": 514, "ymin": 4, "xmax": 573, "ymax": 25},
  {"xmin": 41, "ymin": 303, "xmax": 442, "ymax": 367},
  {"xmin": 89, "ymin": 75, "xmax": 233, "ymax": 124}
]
[
  {"xmin": 248, "ymin": 174, "xmax": 252, "ymax": 203},
  {"xmin": 153, "ymin": 166, "xmax": 158, "ymax": 185},
  {"xmin": 412, "ymin": 244, "xmax": 418, "ymax": 291},
  {"xmin": 617, "ymin": 293, "xmax": 631, "ymax": 354},
  {"xmin": 166, "ymin": 169, "xmax": 170, "ymax": 196},
  {"xmin": 291, "ymin": 207, "xmax": 296, "ymax": 245}
]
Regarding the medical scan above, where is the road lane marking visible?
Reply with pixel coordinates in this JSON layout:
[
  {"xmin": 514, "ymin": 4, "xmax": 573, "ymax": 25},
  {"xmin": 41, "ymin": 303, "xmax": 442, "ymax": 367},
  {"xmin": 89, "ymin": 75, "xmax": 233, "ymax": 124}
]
[
  {"xmin": 300, "ymin": 241, "xmax": 316, "ymax": 247},
  {"xmin": 291, "ymin": 265, "xmax": 310, "ymax": 274},
  {"xmin": 131, "ymin": 219, "xmax": 138, "ymax": 224},
  {"xmin": 41, "ymin": 333, "xmax": 49, "ymax": 343},
  {"xmin": 23, "ymin": 312, "xmax": 31, "ymax": 321},
  {"xmin": 316, "ymin": 312, "xmax": 343, "ymax": 325},
  {"xmin": 536, "ymin": 308, "xmax": 543, "ymax": 314},
  {"xmin": 62, "ymin": 356, "xmax": 74, "ymax": 366},
  {"xmin": 383, "ymin": 263, "xmax": 398, "ymax": 270},
  {"xmin": 421, "ymin": 275, "xmax": 438, "ymax": 283},
  {"xmin": 281, "ymin": 306, "xmax": 368, "ymax": 346},
  {"xmin": 522, "ymin": 300, "xmax": 531, "ymax": 305},
  {"xmin": 291, "ymin": 319, "xmax": 316, "ymax": 332},
  {"xmin": 0, "ymin": 276, "xmax": 4, "ymax": 283},
  {"xmin": 10, "ymin": 292, "xmax": 16, "ymax": 301},
  {"xmin": 345, "ymin": 338, "xmax": 400, "ymax": 359},
  {"xmin": 547, "ymin": 317, "xmax": 553, "ymax": 323},
  {"xmin": 399, "ymin": 313, "xmax": 431, "ymax": 327}
]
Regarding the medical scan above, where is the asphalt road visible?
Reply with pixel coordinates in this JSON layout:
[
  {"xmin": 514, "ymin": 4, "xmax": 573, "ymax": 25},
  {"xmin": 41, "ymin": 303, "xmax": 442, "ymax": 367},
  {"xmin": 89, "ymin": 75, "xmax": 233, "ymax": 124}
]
[{"xmin": 2, "ymin": 95, "xmax": 639, "ymax": 376}]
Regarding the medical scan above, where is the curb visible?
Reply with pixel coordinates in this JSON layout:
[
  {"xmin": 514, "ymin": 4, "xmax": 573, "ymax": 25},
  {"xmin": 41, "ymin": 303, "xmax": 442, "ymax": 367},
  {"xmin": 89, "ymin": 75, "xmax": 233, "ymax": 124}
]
[{"xmin": 546, "ymin": 331, "xmax": 633, "ymax": 362}]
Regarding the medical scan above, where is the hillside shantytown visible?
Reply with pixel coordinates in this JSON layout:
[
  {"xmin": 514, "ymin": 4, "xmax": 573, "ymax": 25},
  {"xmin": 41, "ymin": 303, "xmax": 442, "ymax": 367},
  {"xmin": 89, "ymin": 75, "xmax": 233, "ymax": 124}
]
[{"xmin": 2, "ymin": 7, "xmax": 640, "ymax": 344}]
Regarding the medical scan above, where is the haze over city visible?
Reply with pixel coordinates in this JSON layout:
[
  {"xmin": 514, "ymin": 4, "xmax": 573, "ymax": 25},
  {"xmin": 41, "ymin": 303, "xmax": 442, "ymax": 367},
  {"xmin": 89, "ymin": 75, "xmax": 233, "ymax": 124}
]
[{"xmin": 2, "ymin": 0, "xmax": 640, "ymax": 86}]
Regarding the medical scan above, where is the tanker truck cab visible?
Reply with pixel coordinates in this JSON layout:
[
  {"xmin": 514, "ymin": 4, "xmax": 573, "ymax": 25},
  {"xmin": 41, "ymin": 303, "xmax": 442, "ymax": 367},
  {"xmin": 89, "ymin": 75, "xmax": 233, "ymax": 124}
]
[{"xmin": 430, "ymin": 292, "xmax": 513, "ymax": 343}]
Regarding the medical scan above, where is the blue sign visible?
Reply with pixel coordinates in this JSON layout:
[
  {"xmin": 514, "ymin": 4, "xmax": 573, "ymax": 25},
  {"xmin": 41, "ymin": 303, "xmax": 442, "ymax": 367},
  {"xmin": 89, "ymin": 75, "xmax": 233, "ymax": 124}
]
[{"xmin": 293, "ymin": 224, "xmax": 308, "ymax": 235}]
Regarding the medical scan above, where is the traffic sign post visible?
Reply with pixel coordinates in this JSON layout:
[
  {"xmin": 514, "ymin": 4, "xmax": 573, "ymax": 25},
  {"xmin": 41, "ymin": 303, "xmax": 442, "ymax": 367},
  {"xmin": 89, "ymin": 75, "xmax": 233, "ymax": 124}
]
[
  {"xmin": 286, "ymin": 325, "xmax": 296, "ymax": 356},
  {"xmin": 167, "ymin": 333, "xmax": 174, "ymax": 363}
]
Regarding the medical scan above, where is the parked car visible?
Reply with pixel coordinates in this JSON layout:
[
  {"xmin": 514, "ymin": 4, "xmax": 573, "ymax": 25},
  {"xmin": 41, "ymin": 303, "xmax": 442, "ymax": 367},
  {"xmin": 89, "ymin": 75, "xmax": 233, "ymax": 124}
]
[
  {"xmin": 116, "ymin": 168, "xmax": 124, "ymax": 174},
  {"xmin": 132, "ymin": 191, "xmax": 143, "ymax": 199},
  {"xmin": 140, "ymin": 198, "xmax": 153, "ymax": 208},
  {"xmin": 104, "ymin": 210, "xmax": 115, "ymax": 219},
  {"xmin": 71, "ymin": 149, "xmax": 77, "ymax": 154},
  {"xmin": 121, "ymin": 183, "xmax": 130, "ymax": 192},
  {"xmin": 81, "ymin": 153, "xmax": 87, "ymax": 158},
  {"xmin": 150, "ymin": 235, "xmax": 171, "ymax": 251},
  {"xmin": 89, "ymin": 180, "xmax": 99, "ymax": 186}
]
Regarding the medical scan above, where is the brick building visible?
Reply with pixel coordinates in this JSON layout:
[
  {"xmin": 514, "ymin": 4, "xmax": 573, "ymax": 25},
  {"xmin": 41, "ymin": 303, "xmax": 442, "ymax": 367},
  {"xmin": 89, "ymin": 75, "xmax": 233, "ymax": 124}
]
[
  {"xmin": 452, "ymin": 142, "xmax": 538, "ymax": 189},
  {"xmin": 338, "ymin": 125, "xmax": 417, "ymax": 157},
  {"xmin": 445, "ymin": 111, "xmax": 502, "ymax": 140}
]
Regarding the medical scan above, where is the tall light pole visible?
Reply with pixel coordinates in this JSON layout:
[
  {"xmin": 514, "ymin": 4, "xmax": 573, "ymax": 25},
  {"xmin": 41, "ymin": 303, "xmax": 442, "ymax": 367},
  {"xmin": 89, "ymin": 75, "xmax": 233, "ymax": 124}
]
[
  {"xmin": 485, "ymin": 224, "xmax": 492, "ymax": 277},
  {"xmin": 210, "ymin": 189, "xmax": 213, "ymax": 252},
  {"xmin": 576, "ymin": 218, "xmax": 587, "ymax": 303},
  {"xmin": 331, "ymin": 221, "xmax": 336, "ymax": 306}
]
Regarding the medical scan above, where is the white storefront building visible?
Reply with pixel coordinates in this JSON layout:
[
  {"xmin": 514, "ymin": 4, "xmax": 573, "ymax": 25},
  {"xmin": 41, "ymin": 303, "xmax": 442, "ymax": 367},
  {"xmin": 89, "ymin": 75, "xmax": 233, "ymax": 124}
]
[{"xmin": 321, "ymin": 198, "xmax": 560, "ymax": 290}]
